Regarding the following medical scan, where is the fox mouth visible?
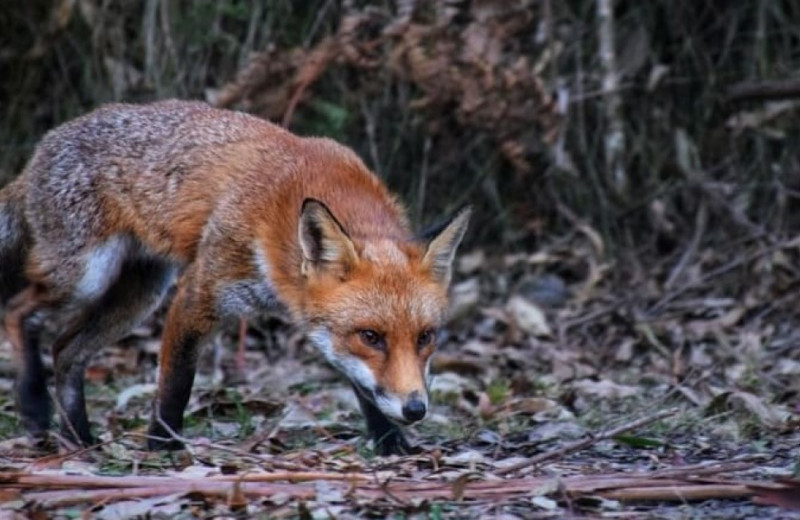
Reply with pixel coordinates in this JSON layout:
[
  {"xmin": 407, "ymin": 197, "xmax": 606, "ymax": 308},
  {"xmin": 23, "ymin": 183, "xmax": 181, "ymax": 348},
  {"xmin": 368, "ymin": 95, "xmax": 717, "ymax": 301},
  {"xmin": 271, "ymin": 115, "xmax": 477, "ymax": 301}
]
[
  {"xmin": 353, "ymin": 382, "xmax": 377, "ymax": 403},
  {"xmin": 352, "ymin": 383, "xmax": 416, "ymax": 426}
]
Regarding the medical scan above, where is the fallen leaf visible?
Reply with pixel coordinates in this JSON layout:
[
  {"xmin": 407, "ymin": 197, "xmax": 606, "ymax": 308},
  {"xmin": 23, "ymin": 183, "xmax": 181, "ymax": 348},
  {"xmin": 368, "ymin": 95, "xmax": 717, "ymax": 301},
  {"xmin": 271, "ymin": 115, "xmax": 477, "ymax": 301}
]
[
  {"xmin": 441, "ymin": 450, "xmax": 489, "ymax": 467},
  {"xmin": 573, "ymin": 379, "xmax": 639, "ymax": 400},
  {"xmin": 507, "ymin": 295, "xmax": 552, "ymax": 337}
]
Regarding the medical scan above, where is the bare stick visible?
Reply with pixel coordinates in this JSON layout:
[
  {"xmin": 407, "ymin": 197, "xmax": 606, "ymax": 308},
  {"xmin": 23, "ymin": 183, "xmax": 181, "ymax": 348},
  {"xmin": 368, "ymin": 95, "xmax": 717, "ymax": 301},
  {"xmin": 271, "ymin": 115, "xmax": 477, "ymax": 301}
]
[
  {"xmin": 495, "ymin": 407, "xmax": 680, "ymax": 476},
  {"xmin": 3, "ymin": 471, "xmax": 369, "ymax": 489},
  {"xmin": 235, "ymin": 317, "xmax": 248, "ymax": 374},
  {"xmin": 48, "ymin": 387, "xmax": 88, "ymax": 453},
  {"xmin": 725, "ymin": 79, "xmax": 800, "ymax": 104},
  {"xmin": 664, "ymin": 201, "xmax": 707, "ymax": 290},
  {"xmin": 596, "ymin": 0, "xmax": 627, "ymax": 195},
  {"xmin": 600, "ymin": 484, "xmax": 751, "ymax": 502},
  {"xmin": 11, "ymin": 472, "xmax": 779, "ymax": 507},
  {"xmin": 649, "ymin": 459, "xmax": 759, "ymax": 480}
]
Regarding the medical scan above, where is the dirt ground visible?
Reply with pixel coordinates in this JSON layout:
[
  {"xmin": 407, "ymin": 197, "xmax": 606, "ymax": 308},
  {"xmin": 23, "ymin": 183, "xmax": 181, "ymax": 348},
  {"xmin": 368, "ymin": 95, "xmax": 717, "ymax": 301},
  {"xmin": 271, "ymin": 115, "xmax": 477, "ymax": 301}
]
[{"xmin": 1, "ymin": 239, "xmax": 799, "ymax": 518}]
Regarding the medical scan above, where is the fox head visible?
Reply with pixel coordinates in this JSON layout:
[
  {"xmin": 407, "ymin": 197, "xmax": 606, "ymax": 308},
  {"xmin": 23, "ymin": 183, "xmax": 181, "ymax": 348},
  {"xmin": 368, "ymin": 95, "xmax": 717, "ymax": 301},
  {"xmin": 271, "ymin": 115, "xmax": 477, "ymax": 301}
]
[{"xmin": 298, "ymin": 198, "xmax": 470, "ymax": 425}]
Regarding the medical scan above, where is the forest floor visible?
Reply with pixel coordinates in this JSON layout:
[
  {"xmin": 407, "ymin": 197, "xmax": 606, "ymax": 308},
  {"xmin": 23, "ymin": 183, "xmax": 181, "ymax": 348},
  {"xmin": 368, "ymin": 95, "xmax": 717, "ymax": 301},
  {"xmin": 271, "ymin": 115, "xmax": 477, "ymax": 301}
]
[{"xmin": 1, "ymin": 236, "xmax": 799, "ymax": 519}]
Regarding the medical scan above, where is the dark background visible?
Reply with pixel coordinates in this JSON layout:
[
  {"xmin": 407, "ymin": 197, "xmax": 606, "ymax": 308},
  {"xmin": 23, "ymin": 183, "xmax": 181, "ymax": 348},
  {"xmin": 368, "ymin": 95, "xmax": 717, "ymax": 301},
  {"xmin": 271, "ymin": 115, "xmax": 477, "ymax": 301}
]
[{"xmin": 4, "ymin": 1, "xmax": 800, "ymax": 260}]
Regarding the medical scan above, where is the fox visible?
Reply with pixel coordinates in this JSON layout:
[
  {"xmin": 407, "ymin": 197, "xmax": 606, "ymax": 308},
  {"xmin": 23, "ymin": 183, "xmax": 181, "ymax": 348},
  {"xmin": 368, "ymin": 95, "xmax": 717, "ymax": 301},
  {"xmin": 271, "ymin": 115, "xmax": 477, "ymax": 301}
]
[{"xmin": 0, "ymin": 100, "xmax": 470, "ymax": 456}]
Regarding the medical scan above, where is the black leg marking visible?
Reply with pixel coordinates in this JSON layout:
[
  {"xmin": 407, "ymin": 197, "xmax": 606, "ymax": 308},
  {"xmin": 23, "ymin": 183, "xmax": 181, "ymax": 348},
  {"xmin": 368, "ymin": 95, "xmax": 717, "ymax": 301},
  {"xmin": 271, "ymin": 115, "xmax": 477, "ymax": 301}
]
[
  {"xmin": 53, "ymin": 256, "xmax": 175, "ymax": 447},
  {"xmin": 353, "ymin": 385, "xmax": 419, "ymax": 456},
  {"xmin": 147, "ymin": 329, "xmax": 203, "ymax": 451},
  {"xmin": 53, "ymin": 346, "xmax": 93, "ymax": 446},
  {"xmin": 15, "ymin": 309, "xmax": 51, "ymax": 441}
]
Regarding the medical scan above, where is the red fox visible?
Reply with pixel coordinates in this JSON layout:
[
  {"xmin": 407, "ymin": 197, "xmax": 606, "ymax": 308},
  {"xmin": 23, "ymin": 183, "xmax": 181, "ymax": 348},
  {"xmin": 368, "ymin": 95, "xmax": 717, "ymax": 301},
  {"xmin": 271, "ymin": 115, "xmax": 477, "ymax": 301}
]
[{"xmin": 0, "ymin": 100, "xmax": 469, "ymax": 455}]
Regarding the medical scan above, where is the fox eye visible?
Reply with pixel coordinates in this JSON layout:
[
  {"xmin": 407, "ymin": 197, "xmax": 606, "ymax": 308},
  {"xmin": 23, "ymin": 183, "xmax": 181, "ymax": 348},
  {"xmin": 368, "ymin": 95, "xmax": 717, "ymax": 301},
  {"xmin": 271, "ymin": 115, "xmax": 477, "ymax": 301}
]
[
  {"xmin": 417, "ymin": 329, "xmax": 435, "ymax": 349},
  {"xmin": 358, "ymin": 329, "xmax": 385, "ymax": 350}
]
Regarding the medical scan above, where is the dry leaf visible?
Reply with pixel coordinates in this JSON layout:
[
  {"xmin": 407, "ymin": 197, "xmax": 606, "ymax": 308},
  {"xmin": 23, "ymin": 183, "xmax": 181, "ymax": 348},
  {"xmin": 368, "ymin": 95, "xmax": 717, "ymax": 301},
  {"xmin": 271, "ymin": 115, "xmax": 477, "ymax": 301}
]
[
  {"xmin": 507, "ymin": 295, "xmax": 552, "ymax": 337},
  {"xmin": 573, "ymin": 379, "xmax": 639, "ymax": 400}
]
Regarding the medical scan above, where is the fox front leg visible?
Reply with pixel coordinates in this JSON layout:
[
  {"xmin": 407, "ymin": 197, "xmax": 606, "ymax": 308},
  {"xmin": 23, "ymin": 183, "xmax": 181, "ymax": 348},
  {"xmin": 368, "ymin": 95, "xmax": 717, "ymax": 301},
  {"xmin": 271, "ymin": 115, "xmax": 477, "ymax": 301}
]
[
  {"xmin": 147, "ymin": 280, "xmax": 214, "ymax": 450},
  {"xmin": 353, "ymin": 385, "xmax": 421, "ymax": 456},
  {"xmin": 147, "ymin": 330, "xmax": 204, "ymax": 450}
]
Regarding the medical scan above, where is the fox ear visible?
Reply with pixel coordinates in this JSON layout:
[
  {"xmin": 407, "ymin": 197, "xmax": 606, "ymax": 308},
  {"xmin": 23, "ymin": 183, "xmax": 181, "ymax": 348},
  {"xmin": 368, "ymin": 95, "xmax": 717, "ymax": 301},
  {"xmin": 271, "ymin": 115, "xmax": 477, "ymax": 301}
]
[
  {"xmin": 420, "ymin": 205, "xmax": 472, "ymax": 287},
  {"xmin": 299, "ymin": 199, "xmax": 358, "ymax": 277}
]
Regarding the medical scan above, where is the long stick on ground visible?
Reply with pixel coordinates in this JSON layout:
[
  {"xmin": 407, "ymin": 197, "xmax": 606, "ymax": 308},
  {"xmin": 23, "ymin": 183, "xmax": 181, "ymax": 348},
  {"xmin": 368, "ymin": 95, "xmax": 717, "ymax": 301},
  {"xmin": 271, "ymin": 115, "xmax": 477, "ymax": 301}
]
[
  {"xmin": 495, "ymin": 407, "xmax": 680, "ymax": 476},
  {"xmin": 600, "ymin": 484, "xmax": 751, "ymax": 502},
  {"xmin": 8, "ymin": 472, "xmax": 778, "ymax": 507}
]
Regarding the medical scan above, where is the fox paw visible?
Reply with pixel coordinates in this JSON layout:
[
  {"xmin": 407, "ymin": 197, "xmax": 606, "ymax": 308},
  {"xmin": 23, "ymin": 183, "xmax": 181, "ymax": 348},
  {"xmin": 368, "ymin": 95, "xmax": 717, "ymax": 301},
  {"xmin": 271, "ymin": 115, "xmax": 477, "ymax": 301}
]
[
  {"xmin": 373, "ymin": 430, "xmax": 422, "ymax": 456},
  {"xmin": 146, "ymin": 424, "xmax": 185, "ymax": 451}
]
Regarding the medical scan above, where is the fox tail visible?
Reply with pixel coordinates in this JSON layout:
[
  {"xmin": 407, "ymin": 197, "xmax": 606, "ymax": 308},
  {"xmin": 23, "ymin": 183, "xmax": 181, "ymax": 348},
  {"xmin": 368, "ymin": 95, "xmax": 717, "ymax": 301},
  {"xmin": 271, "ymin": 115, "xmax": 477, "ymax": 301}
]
[{"xmin": 0, "ymin": 179, "xmax": 31, "ymax": 305}]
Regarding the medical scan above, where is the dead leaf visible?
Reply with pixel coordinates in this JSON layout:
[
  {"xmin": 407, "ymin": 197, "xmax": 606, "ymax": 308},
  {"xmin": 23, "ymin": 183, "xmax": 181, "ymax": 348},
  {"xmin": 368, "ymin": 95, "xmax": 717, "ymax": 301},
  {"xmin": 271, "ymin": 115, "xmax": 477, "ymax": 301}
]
[
  {"xmin": 441, "ymin": 450, "xmax": 489, "ymax": 467},
  {"xmin": 507, "ymin": 295, "xmax": 552, "ymax": 337},
  {"xmin": 707, "ymin": 391, "xmax": 789, "ymax": 428},
  {"xmin": 573, "ymin": 379, "xmax": 639, "ymax": 400}
]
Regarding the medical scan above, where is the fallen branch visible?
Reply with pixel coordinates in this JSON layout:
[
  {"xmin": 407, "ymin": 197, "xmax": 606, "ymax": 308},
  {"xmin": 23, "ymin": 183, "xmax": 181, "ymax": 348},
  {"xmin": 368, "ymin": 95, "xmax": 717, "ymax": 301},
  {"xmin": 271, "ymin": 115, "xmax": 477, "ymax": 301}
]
[
  {"xmin": 600, "ymin": 483, "xmax": 751, "ymax": 501},
  {"xmin": 3, "ymin": 467, "xmax": 791, "ymax": 508},
  {"xmin": 21, "ymin": 483, "xmax": 317, "ymax": 508},
  {"xmin": 494, "ymin": 407, "xmax": 680, "ymax": 476},
  {"xmin": 0, "ymin": 470, "xmax": 370, "ymax": 489},
  {"xmin": 725, "ymin": 79, "xmax": 800, "ymax": 104},
  {"xmin": 649, "ymin": 458, "xmax": 761, "ymax": 479}
]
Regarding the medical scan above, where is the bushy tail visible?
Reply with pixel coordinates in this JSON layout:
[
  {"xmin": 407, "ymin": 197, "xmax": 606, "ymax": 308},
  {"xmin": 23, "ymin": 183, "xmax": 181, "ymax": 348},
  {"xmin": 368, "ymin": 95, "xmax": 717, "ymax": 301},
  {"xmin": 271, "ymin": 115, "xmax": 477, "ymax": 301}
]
[{"xmin": 0, "ymin": 179, "xmax": 30, "ymax": 305}]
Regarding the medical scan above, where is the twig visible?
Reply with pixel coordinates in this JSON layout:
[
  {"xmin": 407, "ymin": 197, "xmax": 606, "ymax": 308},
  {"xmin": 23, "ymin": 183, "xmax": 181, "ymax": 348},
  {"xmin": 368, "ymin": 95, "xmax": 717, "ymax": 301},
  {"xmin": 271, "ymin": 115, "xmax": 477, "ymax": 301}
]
[
  {"xmin": 47, "ymin": 387, "xmax": 86, "ymax": 454},
  {"xmin": 649, "ymin": 458, "xmax": 761, "ymax": 480},
  {"xmin": 689, "ymin": 176, "xmax": 766, "ymax": 239},
  {"xmin": 599, "ymin": 484, "xmax": 751, "ymax": 502},
  {"xmin": 210, "ymin": 472, "xmax": 370, "ymax": 483},
  {"xmin": 664, "ymin": 201, "xmax": 707, "ymax": 290},
  {"xmin": 725, "ymin": 79, "xmax": 800, "ymax": 104},
  {"xmin": 650, "ymin": 239, "xmax": 793, "ymax": 313},
  {"xmin": 561, "ymin": 298, "xmax": 627, "ymax": 332},
  {"xmin": 153, "ymin": 409, "xmax": 193, "ymax": 452},
  {"xmin": 302, "ymin": 0, "xmax": 335, "ymax": 47},
  {"xmin": 21, "ymin": 483, "xmax": 317, "ymax": 507},
  {"xmin": 415, "ymin": 136, "xmax": 431, "ymax": 228},
  {"xmin": 494, "ymin": 407, "xmax": 680, "ymax": 476},
  {"xmin": 282, "ymin": 44, "xmax": 336, "ymax": 128},
  {"xmin": 596, "ymin": 0, "xmax": 627, "ymax": 196},
  {"xmin": 0, "ymin": 471, "xmax": 369, "ymax": 488},
  {"xmin": 360, "ymin": 98, "xmax": 383, "ymax": 177},
  {"xmin": 235, "ymin": 317, "xmax": 248, "ymax": 374}
]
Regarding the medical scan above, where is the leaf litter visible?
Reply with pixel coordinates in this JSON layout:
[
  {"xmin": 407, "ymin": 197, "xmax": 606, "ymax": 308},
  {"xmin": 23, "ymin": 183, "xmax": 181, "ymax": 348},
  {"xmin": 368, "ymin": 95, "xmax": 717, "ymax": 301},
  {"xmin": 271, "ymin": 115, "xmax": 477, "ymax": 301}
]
[
  {"xmin": 0, "ymin": 226, "xmax": 799, "ymax": 518},
  {"xmin": 1, "ymin": 0, "xmax": 799, "ymax": 517}
]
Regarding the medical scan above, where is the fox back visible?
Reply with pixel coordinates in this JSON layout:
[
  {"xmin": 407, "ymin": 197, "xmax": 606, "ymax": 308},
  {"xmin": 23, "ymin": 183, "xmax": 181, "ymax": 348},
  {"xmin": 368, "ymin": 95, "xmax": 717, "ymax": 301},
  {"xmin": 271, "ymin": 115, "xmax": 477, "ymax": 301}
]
[{"xmin": 1, "ymin": 100, "xmax": 470, "ymax": 455}]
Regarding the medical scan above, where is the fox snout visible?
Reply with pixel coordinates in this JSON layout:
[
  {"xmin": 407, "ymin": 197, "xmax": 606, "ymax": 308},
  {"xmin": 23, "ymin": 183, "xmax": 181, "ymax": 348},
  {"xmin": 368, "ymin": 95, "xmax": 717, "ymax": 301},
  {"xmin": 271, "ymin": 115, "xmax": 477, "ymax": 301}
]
[
  {"xmin": 308, "ymin": 326, "xmax": 433, "ymax": 425},
  {"xmin": 400, "ymin": 391, "xmax": 427, "ymax": 422},
  {"xmin": 373, "ymin": 387, "xmax": 428, "ymax": 424}
]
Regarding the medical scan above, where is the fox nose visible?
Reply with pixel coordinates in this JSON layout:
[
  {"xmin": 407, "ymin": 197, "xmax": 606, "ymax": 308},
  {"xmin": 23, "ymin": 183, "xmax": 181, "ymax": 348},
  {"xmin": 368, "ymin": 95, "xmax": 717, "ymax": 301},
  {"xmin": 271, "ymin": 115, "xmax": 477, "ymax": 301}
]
[{"xmin": 402, "ymin": 396, "xmax": 427, "ymax": 422}]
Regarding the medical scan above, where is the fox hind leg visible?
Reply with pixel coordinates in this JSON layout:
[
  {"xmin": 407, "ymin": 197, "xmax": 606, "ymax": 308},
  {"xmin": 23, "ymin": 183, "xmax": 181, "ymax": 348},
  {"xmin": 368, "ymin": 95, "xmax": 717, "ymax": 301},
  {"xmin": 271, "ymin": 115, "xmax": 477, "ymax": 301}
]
[
  {"xmin": 6, "ymin": 286, "xmax": 52, "ymax": 442},
  {"xmin": 51, "ymin": 255, "xmax": 175, "ymax": 446}
]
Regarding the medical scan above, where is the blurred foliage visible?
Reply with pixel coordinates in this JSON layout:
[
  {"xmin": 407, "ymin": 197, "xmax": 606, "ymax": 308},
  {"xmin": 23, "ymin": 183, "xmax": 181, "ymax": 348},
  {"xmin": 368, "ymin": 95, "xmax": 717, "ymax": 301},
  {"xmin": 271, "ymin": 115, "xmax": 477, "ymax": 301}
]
[{"xmin": 2, "ymin": 0, "xmax": 800, "ymax": 259}]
